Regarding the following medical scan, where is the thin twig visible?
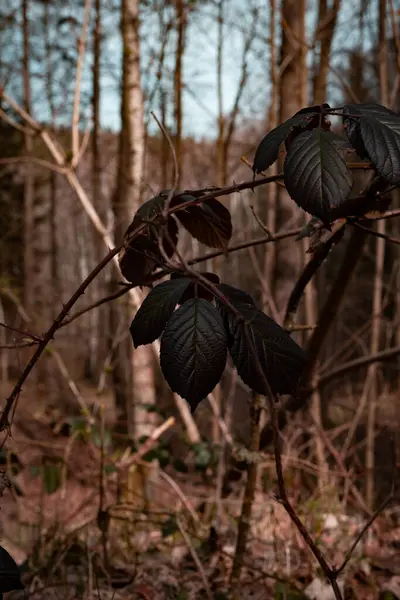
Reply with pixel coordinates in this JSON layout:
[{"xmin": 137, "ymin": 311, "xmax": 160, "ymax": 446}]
[
  {"xmin": 352, "ymin": 221, "xmax": 400, "ymax": 246},
  {"xmin": 0, "ymin": 322, "xmax": 41, "ymax": 342},
  {"xmin": 336, "ymin": 444, "xmax": 396, "ymax": 576},
  {"xmin": 249, "ymin": 203, "xmax": 272, "ymax": 237},
  {"xmin": 0, "ymin": 156, "xmax": 67, "ymax": 174},
  {"xmin": 116, "ymin": 417, "xmax": 175, "ymax": 471},
  {"xmin": 150, "ymin": 112, "xmax": 178, "ymax": 219},
  {"xmin": 0, "ymin": 244, "xmax": 121, "ymax": 433},
  {"xmin": 159, "ymin": 470, "xmax": 200, "ymax": 524},
  {"xmin": 176, "ymin": 516, "xmax": 213, "ymax": 600},
  {"xmin": 52, "ymin": 227, "xmax": 302, "ymax": 332}
]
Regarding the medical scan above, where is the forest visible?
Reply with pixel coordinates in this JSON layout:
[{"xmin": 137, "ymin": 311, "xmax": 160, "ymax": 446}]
[{"xmin": 0, "ymin": 0, "xmax": 400, "ymax": 599}]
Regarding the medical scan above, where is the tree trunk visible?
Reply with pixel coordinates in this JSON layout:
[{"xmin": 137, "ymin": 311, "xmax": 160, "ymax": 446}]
[
  {"xmin": 22, "ymin": 0, "xmax": 54, "ymax": 397},
  {"xmin": 261, "ymin": 0, "xmax": 278, "ymax": 312},
  {"xmin": 113, "ymin": 0, "xmax": 156, "ymax": 439},
  {"xmin": 22, "ymin": 0, "xmax": 34, "ymax": 317},
  {"xmin": 312, "ymin": 0, "xmax": 341, "ymax": 105},
  {"xmin": 308, "ymin": 0, "xmax": 341, "ymax": 491},
  {"xmin": 275, "ymin": 0, "xmax": 308, "ymax": 313},
  {"xmin": 109, "ymin": 0, "xmax": 159, "ymax": 561},
  {"xmin": 365, "ymin": 0, "xmax": 387, "ymax": 510},
  {"xmin": 91, "ymin": 0, "xmax": 109, "ymax": 382}
]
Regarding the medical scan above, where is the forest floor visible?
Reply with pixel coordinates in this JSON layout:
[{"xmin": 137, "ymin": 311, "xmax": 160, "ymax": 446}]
[{"xmin": 0, "ymin": 381, "xmax": 399, "ymax": 600}]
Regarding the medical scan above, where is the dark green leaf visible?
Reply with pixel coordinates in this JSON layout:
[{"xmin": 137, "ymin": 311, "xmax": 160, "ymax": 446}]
[
  {"xmin": 160, "ymin": 298, "xmax": 228, "ymax": 411},
  {"xmin": 343, "ymin": 102, "xmax": 397, "ymax": 121},
  {"xmin": 216, "ymin": 283, "xmax": 257, "ymax": 309},
  {"xmin": 0, "ymin": 545, "xmax": 24, "ymax": 593},
  {"xmin": 343, "ymin": 103, "xmax": 398, "ymax": 160},
  {"xmin": 359, "ymin": 114, "xmax": 400, "ymax": 185},
  {"xmin": 226, "ymin": 306, "xmax": 307, "ymax": 396},
  {"xmin": 285, "ymin": 104, "xmax": 332, "ymax": 151},
  {"xmin": 215, "ymin": 284, "xmax": 257, "ymax": 340},
  {"xmin": 253, "ymin": 113, "xmax": 314, "ymax": 174},
  {"xmin": 119, "ymin": 195, "xmax": 178, "ymax": 286},
  {"xmin": 136, "ymin": 194, "xmax": 165, "ymax": 219},
  {"xmin": 130, "ymin": 278, "xmax": 191, "ymax": 347},
  {"xmin": 343, "ymin": 103, "xmax": 400, "ymax": 183},
  {"xmin": 174, "ymin": 197, "xmax": 232, "ymax": 251},
  {"xmin": 284, "ymin": 129, "xmax": 353, "ymax": 225},
  {"xmin": 171, "ymin": 271, "xmax": 220, "ymax": 302}
]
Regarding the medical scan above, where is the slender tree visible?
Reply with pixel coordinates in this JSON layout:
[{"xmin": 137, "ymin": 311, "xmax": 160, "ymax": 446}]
[
  {"xmin": 112, "ymin": 0, "xmax": 156, "ymax": 438},
  {"xmin": 275, "ymin": 0, "xmax": 308, "ymax": 312}
]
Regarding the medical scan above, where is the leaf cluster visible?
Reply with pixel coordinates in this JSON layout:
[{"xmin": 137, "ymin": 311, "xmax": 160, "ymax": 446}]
[
  {"xmin": 119, "ymin": 191, "xmax": 232, "ymax": 286},
  {"xmin": 253, "ymin": 102, "xmax": 400, "ymax": 227},
  {"xmin": 119, "ymin": 102, "xmax": 400, "ymax": 413},
  {"xmin": 130, "ymin": 275, "xmax": 307, "ymax": 412}
]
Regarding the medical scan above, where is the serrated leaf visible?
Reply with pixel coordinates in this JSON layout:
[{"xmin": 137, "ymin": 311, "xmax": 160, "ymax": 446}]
[
  {"xmin": 226, "ymin": 306, "xmax": 307, "ymax": 396},
  {"xmin": 343, "ymin": 105, "xmax": 368, "ymax": 159},
  {"xmin": 171, "ymin": 271, "xmax": 220, "ymax": 302},
  {"xmin": 359, "ymin": 114, "xmax": 400, "ymax": 185},
  {"xmin": 215, "ymin": 284, "xmax": 258, "ymax": 339},
  {"xmin": 160, "ymin": 298, "xmax": 228, "ymax": 411},
  {"xmin": 284, "ymin": 129, "xmax": 353, "ymax": 225},
  {"xmin": 253, "ymin": 113, "xmax": 314, "ymax": 174},
  {"xmin": 285, "ymin": 104, "xmax": 332, "ymax": 152},
  {"xmin": 130, "ymin": 278, "xmax": 191, "ymax": 347},
  {"xmin": 216, "ymin": 283, "xmax": 257, "ymax": 309},
  {"xmin": 0, "ymin": 545, "xmax": 24, "ymax": 593},
  {"xmin": 343, "ymin": 103, "xmax": 398, "ymax": 160},
  {"xmin": 174, "ymin": 197, "xmax": 232, "ymax": 251},
  {"xmin": 119, "ymin": 195, "xmax": 178, "ymax": 286},
  {"xmin": 343, "ymin": 103, "xmax": 397, "ymax": 121},
  {"xmin": 343, "ymin": 103, "xmax": 400, "ymax": 183}
]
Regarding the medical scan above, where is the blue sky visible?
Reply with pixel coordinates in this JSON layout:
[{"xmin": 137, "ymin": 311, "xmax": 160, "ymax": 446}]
[
  {"xmin": 96, "ymin": 0, "xmax": 378, "ymax": 139},
  {"xmin": 4, "ymin": 0, "xmax": 378, "ymax": 139}
]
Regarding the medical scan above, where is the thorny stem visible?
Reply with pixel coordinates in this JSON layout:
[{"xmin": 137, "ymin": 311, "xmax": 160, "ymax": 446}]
[
  {"xmin": 236, "ymin": 324, "xmax": 344, "ymax": 599},
  {"xmin": 0, "ymin": 97, "xmax": 399, "ymax": 596},
  {"xmin": 0, "ymin": 168, "xmax": 287, "ymax": 438},
  {"xmin": 0, "ymin": 243, "xmax": 121, "ymax": 434},
  {"xmin": 61, "ymin": 227, "xmax": 303, "ymax": 328}
]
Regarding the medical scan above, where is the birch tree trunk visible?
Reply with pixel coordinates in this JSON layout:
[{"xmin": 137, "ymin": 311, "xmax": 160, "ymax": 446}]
[
  {"xmin": 22, "ymin": 0, "xmax": 55, "ymax": 396},
  {"xmin": 112, "ymin": 0, "xmax": 157, "ymax": 439}
]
